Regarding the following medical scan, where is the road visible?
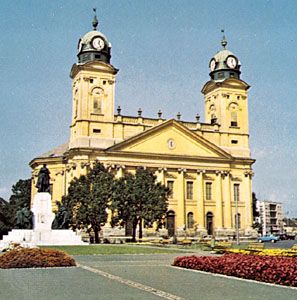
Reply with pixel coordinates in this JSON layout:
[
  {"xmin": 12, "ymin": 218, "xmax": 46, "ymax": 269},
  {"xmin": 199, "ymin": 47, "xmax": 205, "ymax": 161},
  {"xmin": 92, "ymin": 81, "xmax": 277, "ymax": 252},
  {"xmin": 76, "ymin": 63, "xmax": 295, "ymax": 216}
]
[{"xmin": 1, "ymin": 253, "xmax": 297, "ymax": 300}]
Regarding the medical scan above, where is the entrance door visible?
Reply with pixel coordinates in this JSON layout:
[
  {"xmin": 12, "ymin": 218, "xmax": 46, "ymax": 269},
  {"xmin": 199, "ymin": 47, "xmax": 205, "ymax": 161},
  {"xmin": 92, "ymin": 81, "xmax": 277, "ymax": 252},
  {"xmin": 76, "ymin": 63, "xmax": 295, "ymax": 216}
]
[
  {"xmin": 166, "ymin": 211, "xmax": 175, "ymax": 237},
  {"xmin": 206, "ymin": 212, "xmax": 214, "ymax": 236}
]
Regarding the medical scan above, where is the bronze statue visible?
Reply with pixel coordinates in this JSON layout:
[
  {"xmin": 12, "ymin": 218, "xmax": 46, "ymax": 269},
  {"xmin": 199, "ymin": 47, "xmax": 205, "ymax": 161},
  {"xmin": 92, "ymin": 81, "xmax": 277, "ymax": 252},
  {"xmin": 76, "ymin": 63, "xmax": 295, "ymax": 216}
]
[
  {"xmin": 16, "ymin": 205, "xmax": 33, "ymax": 229},
  {"xmin": 36, "ymin": 164, "xmax": 50, "ymax": 193}
]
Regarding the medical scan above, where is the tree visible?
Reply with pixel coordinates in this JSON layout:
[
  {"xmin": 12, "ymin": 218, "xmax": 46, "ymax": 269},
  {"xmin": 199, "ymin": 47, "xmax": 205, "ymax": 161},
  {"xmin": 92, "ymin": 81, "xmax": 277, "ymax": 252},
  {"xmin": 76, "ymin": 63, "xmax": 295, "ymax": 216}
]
[
  {"xmin": 0, "ymin": 198, "xmax": 13, "ymax": 238},
  {"xmin": 252, "ymin": 192, "xmax": 259, "ymax": 219},
  {"xmin": 60, "ymin": 162, "xmax": 114, "ymax": 243},
  {"xmin": 111, "ymin": 168, "xmax": 169, "ymax": 242},
  {"xmin": 0, "ymin": 179, "xmax": 32, "ymax": 237}
]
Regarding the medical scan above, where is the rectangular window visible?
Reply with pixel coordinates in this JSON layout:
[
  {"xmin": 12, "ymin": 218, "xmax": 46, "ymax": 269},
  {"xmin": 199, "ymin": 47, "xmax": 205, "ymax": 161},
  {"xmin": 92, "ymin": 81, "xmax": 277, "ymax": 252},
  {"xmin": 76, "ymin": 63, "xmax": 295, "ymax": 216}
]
[
  {"xmin": 167, "ymin": 181, "xmax": 174, "ymax": 198},
  {"xmin": 234, "ymin": 184, "xmax": 240, "ymax": 202},
  {"xmin": 93, "ymin": 97, "xmax": 102, "ymax": 114},
  {"xmin": 186, "ymin": 181, "xmax": 193, "ymax": 199},
  {"xmin": 205, "ymin": 182, "xmax": 212, "ymax": 200}
]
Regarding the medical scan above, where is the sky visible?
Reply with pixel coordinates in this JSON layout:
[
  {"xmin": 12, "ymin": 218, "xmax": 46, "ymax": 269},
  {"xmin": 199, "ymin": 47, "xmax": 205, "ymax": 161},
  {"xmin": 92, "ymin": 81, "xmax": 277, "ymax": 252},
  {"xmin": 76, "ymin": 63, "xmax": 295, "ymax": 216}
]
[{"xmin": 1, "ymin": 0, "xmax": 297, "ymax": 216}]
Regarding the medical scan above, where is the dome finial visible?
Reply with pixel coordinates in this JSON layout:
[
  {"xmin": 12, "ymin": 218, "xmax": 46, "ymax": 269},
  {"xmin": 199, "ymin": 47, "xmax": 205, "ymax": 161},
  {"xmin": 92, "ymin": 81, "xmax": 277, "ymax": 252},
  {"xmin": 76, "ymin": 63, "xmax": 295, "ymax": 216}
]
[
  {"xmin": 92, "ymin": 8, "xmax": 99, "ymax": 30},
  {"xmin": 221, "ymin": 29, "xmax": 227, "ymax": 49}
]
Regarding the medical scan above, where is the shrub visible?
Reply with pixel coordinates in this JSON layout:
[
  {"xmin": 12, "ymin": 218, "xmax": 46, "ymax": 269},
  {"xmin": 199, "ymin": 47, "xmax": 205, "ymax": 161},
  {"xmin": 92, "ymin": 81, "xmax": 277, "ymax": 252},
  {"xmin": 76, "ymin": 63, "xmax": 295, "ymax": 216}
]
[
  {"xmin": 0, "ymin": 248, "xmax": 76, "ymax": 269},
  {"xmin": 173, "ymin": 254, "xmax": 297, "ymax": 287}
]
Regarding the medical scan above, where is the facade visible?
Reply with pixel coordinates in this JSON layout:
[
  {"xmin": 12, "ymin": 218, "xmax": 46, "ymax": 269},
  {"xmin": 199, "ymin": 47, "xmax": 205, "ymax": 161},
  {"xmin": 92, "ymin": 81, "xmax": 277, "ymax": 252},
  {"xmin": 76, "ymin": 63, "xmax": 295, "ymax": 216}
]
[
  {"xmin": 256, "ymin": 200, "xmax": 284, "ymax": 235},
  {"xmin": 30, "ymin": 16, "xmax": 256, "ymax": 237}
]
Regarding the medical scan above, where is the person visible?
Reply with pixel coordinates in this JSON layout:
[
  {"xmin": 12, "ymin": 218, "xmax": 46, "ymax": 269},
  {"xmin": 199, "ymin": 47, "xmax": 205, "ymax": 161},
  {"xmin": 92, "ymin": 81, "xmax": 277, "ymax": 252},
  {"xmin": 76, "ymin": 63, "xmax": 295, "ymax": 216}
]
[{"xmin": 36, "ymin": 164, "xmax": 50, "ymax": 192}]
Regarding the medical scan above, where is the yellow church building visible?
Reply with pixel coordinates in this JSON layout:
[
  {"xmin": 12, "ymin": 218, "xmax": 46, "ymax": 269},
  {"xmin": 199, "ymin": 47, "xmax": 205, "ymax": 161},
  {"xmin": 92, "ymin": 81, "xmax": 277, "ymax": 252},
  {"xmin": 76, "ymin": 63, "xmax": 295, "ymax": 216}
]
[{"xmin": 30, "ymin": 15, "xmax": 256, "ymax": 238}]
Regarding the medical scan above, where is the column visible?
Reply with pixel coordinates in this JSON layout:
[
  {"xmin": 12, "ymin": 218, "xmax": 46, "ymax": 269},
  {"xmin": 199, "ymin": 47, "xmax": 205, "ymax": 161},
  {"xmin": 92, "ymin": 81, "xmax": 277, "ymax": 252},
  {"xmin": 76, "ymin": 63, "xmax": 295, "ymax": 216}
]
[
  {"xmin": 215, "ymin": 171, "xmax": 223, "ymax": 229},
  {"xmin": 156, "ymin": 168, "xmax": 166, "ymax": 185},
  {"xmin": 196, "ymin": 170, "xmax": 205, "ymax": 228},
  {"xmin": 177, "ymin": 168, "xmax": 186, "ymax": 228},
  {"xmin": 222, "ymin": 171, "xmax": 232, "ymax": 229}
]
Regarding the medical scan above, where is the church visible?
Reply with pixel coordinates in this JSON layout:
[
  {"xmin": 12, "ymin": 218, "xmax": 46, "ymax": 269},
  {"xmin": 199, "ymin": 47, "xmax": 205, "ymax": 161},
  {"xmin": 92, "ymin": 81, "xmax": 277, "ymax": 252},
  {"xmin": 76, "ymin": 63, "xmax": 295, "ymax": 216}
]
[{"xmin": 30, "ymin": 14, "xmax": 256, "ymax": 238}]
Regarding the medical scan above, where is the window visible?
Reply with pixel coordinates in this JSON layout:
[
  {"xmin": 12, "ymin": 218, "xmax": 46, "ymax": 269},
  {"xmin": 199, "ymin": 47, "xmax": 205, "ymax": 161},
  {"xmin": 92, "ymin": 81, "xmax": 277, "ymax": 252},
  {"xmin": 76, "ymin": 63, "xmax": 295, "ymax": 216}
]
[
  {"xmin": 167, "ymin": 181, "xmax": 174, "ymax": 198},
  {"xmin": 206, "ymin": 182, "xmax": 212, "ymax": 200},
  {"xmin": 231, "ymin": 140, "xmax": 238, "ymax": 144},
  {"xmin": 230, "ymin": 111, "xmax": 238, "ymax": 127},
  {"xmin": 234, "ymin": 184, "xmax": 240, "ymax": 202},
  {"xmin": 93, "ymin": 129, "xmax": 101, "ymax": 133},
  {"xmin": 235, "ymin": 213, "xmax": 241, "ymax": 228},
  {"xmin": 92, "ymin": 87, "xmax": 104, "ymax": 114},
  {"xmin": 90, "ymin": 79, "xmax": 94, "ymax": 83},
  {"xmin": 187, "ymin": 212, "xmax": 194, "ymax": 229},
  {"xmin": 186, "ymin": 181, "xmax": 193, "ymax": 199}
]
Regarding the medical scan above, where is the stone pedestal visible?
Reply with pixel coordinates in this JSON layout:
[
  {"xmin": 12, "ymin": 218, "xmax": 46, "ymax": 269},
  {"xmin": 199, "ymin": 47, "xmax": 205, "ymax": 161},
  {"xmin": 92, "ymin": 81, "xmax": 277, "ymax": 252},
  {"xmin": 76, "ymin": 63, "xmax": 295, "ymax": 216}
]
[
  {"xmin": 31, "ymin": 193, "xmax": 55, "ymax": 231},
  {"xmin": 0, "ymin": 193, "xmax": 87, "ymax": 247}
]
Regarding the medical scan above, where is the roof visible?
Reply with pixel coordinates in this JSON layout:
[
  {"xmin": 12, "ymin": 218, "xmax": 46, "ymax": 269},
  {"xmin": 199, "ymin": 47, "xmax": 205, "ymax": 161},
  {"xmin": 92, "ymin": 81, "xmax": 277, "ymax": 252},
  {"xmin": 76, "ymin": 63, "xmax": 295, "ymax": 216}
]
[{"xmin": 38, "ymin": 143, "xmax": 69, "ymax": 158}]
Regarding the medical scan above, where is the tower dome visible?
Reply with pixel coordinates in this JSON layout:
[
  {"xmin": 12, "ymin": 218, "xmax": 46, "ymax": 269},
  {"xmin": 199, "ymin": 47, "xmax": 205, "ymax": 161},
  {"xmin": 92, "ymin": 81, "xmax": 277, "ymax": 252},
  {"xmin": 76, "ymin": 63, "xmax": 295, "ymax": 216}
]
[
  {"xmin": 208, "ymin": 30, "xmax": 241, "ymax": 81},
  {"xmin": 77, "ymin": 9, "xmax": 112, "ymax": 64}
]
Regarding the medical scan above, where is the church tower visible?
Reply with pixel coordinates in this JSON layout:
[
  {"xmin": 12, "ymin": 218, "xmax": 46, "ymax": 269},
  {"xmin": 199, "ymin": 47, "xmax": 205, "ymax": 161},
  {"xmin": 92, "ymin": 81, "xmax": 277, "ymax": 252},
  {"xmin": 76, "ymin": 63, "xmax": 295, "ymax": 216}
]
[
  {"xmin": 69, "ymin": 10, "xmax": 118, "ymax": 149},
  {"xmin": 201, "ymin": 31, "xmax": 251, "ymax": 157}
]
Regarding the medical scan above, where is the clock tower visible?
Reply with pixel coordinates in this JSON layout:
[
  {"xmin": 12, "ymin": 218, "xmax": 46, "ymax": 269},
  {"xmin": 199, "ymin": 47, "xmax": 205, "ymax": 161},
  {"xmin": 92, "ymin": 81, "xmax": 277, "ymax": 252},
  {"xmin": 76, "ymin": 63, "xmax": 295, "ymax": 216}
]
[
  {"xmin": 69, "ymin": 10, "xmax": 118, "ymax": 149},
  {"xmin": 202, "ymin": 31, "xmax": 251, "ymax": 157}
]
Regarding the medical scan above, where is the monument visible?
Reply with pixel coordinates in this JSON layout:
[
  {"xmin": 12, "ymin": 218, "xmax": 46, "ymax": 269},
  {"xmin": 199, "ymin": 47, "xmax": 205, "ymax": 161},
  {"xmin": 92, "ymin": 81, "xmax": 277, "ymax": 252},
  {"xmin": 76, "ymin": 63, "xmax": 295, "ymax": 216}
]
[{"xmin": 0, "ymin": 165, "xmax": 87, "ymax": 247}]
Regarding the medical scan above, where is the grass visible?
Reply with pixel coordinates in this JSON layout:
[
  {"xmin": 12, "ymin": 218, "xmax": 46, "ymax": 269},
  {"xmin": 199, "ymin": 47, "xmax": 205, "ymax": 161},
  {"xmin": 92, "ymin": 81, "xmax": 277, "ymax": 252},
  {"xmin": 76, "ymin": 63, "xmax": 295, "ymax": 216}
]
[{"xmin": 41, "ymin": 244, "xmax": 190, "ymax": 255}]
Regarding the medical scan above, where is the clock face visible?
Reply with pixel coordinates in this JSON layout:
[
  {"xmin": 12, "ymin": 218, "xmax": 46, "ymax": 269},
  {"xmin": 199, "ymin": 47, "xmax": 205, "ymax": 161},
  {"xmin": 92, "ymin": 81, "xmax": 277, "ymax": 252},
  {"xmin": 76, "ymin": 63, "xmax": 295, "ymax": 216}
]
[
  {"xmin": 167, "ymin": 139, "xmax": 176, "ymax": 150},
  {"xmin": 92, "ymin": 37, "xmax": 105, "ymax": 50},
  {"xmin": 210, "ymin": 59, "xmax": 216, "ymax": 71},
  {"xmin": 226, "ymin": 56, "xmax": 237, "ymax": 69}
]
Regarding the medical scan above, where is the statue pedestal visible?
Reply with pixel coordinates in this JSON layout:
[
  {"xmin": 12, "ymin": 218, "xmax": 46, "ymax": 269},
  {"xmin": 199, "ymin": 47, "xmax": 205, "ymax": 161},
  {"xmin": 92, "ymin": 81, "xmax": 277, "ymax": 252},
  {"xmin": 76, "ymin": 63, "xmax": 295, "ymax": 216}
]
[
  {"xmin": 0, "ymin": 193, "xmax": 87, "ymax": 248},
  {"xmin": 31, "ymin": 193, "xmax": 55, "ymax": 231}
]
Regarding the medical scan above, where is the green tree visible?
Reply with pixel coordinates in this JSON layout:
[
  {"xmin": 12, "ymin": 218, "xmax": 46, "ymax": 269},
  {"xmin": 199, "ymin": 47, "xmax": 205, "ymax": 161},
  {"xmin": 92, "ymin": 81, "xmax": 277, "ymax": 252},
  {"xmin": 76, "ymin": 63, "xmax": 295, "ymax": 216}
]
[
  {"xmin": 0, "ymin": 179, "xmax": 32, "ymax": 237},
  {"xmin": 60, "ymin": 162, "xmax": 114, "ymax": 243},
  {"xmin": 0, "ymin": 197, "xmax": 13, "ymax": 238},
  {"xmin": 111, "ymin": 168, "xmax": 169, "ymax": 242}
]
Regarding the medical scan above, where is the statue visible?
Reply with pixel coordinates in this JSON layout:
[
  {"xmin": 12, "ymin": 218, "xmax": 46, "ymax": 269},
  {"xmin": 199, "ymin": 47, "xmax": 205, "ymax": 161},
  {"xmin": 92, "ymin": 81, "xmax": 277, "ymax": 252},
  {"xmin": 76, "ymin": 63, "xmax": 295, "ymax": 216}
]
[
  {"xmin": 36, "ymin": 164, "xmax": 50, "ymax": 193},
  {"xmin": 52, "ymin": 205, "xmax": 71, "ymax": 229},
  {"xmin": 15, "ymin": 205, "xmax": 33, "ymax": 229}
]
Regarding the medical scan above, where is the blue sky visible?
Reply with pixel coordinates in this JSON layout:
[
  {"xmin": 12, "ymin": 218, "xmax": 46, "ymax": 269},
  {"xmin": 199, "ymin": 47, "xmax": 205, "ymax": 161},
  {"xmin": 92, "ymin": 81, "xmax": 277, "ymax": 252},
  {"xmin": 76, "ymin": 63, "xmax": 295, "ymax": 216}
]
[{"xmin": 1, "ymin": 0, "xmax": 297, "ymax": 216}]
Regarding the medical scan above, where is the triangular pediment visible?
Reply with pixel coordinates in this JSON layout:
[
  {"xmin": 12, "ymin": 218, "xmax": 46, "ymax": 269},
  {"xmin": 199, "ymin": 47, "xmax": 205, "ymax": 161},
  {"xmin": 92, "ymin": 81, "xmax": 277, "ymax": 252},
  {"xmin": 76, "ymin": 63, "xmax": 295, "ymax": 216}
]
[{"xmin": 107, "ymin": 120, "xmax": 232, "ymax": 160}]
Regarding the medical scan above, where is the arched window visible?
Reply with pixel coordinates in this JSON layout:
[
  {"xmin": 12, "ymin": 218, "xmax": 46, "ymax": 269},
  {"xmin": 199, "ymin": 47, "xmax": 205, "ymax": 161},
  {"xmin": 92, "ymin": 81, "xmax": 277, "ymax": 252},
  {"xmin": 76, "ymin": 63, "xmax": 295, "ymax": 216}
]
[
  {"xmin": 229, "ymin": 103, "xmax": 239, "ymax": 127},
  {"xmin": 231, "ymin": 111, "xmax": 238, "ymax": 127},
  {"xmin": 187, "ymin": 212, "xmax": 194, "ymax": 229},
  {"xmin": 92, "ymin": 87, "xmax": 104, "ymax": 114}
]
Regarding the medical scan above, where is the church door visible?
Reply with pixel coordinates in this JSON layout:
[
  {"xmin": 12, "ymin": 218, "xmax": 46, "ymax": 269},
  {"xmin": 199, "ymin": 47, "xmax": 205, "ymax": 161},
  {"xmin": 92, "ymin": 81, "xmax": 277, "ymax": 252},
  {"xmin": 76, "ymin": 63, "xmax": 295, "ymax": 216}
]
[
  {"xmin": 166, "ymin": 211, "xmax": 175, "ymax": 237},
  {"xmin": 206, "ymin": 212, "xmax": 214, "ymax": 236}
]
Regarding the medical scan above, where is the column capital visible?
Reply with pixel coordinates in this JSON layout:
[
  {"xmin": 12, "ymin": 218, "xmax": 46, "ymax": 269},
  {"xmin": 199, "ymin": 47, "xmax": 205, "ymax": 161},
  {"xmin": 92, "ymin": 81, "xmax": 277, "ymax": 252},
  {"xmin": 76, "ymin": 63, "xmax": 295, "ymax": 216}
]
[
  {"xmin": 196, "ymin": 169, "xmax": 206, "ymax": 175},
  {"xmin": 178, "ymin": 168, "xmax": 187, "ymax": 174}
]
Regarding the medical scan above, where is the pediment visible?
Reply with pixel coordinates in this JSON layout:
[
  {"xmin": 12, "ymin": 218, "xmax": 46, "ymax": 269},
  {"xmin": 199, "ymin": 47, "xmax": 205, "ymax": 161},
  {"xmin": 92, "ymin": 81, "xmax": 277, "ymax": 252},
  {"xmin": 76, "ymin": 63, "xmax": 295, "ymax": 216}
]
[{"xmin": 107, "ymin": 120, "xmax": 232, "ymax": 160}]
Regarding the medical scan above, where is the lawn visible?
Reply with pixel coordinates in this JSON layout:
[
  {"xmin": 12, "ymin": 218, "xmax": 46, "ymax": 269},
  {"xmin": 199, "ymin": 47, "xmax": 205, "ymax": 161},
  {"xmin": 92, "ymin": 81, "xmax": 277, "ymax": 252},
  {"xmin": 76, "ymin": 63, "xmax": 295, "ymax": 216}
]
[{"xmin": 41, "ymin": 244, "xmax": 190, "ymax": 255}]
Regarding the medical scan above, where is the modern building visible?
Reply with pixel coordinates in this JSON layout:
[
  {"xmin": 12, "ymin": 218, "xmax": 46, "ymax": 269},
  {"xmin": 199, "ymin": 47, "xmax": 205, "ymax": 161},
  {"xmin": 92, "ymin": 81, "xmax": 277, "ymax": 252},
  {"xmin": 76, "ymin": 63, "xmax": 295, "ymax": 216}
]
[
  {"xmin": 256, "ymin": 200, "xmax": 284, "ymax": 235},
  {"xmin": 30, "ymin": 14, "xmax": 256, "ymax": 238}
]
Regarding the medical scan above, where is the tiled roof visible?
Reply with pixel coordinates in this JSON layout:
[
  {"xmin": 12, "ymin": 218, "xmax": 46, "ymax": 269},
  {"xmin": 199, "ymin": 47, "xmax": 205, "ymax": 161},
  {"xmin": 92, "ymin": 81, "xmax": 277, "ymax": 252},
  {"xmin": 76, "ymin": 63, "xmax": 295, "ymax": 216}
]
[{"xmin": 39, "ymin": 143, "xmax": 69, "ymax": 158}]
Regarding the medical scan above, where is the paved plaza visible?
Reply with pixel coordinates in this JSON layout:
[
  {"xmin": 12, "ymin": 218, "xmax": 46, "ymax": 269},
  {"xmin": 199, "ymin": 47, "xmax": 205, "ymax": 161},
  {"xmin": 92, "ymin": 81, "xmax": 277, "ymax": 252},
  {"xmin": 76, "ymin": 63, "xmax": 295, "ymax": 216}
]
[{"xmin": 1, "ymin": 253, "xmax": 297, "ymax": 299}]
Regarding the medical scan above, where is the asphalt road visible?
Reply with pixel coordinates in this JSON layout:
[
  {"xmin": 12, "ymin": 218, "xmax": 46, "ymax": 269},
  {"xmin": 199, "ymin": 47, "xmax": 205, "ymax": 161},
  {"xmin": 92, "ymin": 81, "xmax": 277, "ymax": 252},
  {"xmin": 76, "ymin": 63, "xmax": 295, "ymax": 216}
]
[{"xmin": 1, "ymin": 253, "xmax": 297, "ymax": 300}]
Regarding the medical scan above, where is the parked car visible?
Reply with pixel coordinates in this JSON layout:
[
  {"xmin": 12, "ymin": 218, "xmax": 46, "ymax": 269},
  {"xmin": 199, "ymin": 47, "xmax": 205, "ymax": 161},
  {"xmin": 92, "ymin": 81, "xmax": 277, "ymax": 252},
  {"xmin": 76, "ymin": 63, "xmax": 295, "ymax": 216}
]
[
  {"xmin": 258, "ymin": 235, "xmax": 280, "ymax": 243},
  {"xmin": 278, "ymin": 233, "xmax": 296, "ymax": 240}
]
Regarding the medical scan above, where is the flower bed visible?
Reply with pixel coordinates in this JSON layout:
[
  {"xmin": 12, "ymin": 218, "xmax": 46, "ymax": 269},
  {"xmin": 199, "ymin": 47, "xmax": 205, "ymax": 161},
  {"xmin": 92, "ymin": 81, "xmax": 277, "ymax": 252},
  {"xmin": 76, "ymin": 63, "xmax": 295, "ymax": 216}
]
[
  {"xmin": 173, "ymin": 254, "xmax": 297, "ymax": 287},
  {"xmin": 0, "ymin": 248, "xmax": 76, "ymax": 269},
  {"xmin": 227, "ymin": 248, "xmax": 297, "ymax": 257}
]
